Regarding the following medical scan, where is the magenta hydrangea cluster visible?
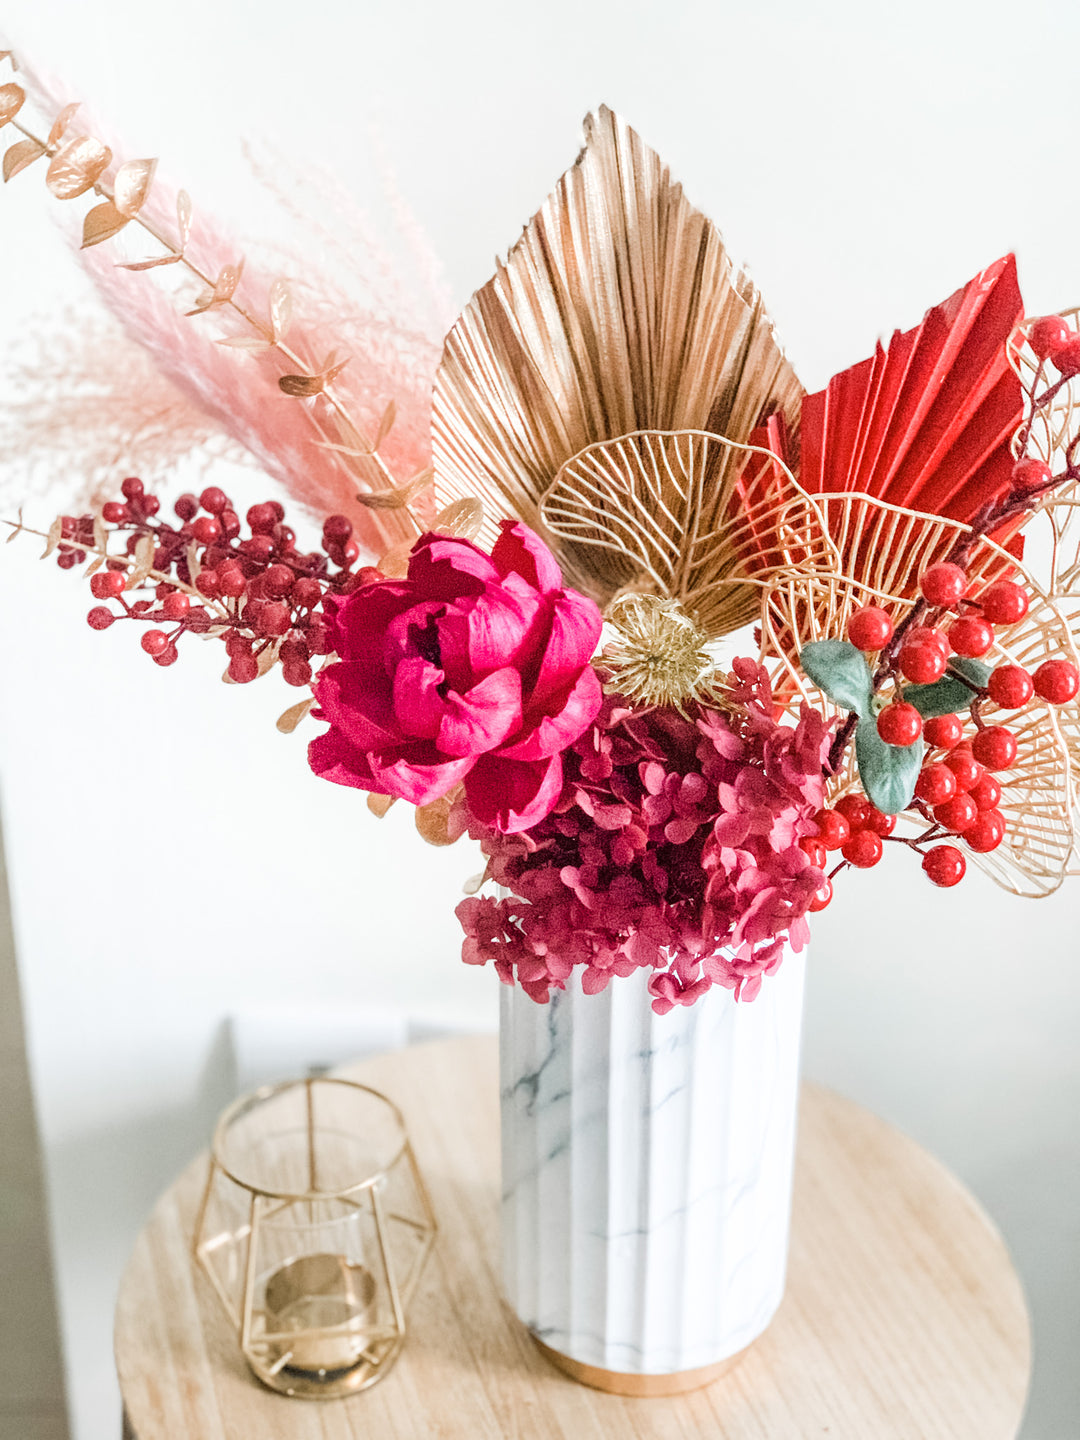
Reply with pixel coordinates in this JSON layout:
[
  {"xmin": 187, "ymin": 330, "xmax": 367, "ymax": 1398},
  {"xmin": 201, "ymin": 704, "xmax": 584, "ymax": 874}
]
[{"xmin": 456, "ymin": 661, "xmax": 832, "ymax": 1013}]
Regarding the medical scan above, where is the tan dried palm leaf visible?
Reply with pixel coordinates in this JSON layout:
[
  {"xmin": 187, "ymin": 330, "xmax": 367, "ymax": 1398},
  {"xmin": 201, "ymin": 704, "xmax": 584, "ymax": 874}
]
[{"xmin": 432, "ymin": 105, "xmax": 803, "ymax": 605}]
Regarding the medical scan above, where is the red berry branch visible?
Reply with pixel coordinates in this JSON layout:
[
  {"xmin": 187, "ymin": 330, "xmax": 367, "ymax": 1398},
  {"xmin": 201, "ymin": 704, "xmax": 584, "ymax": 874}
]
[
  {"xmin": 812, "ymin": 314, "xmax": 1080, "ymax": 896},
  {"xmin": 10, "ymin": 477, "xmax": 376, "ymax": 690}
]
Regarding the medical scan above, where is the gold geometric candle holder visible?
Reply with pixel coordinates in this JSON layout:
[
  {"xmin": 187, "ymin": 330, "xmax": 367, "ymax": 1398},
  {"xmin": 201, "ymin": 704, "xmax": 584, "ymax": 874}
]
[{"xmin": 192, "ymin": 1076, "xmax": 436, "ymax": 1399}]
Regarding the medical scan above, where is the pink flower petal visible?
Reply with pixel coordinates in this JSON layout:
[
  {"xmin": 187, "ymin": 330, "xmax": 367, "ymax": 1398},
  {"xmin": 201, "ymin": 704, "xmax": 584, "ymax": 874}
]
[
  {"xmin": 406, "ymin": 532, "xmax": 500, "ymax": 596},
  {"xmin": 437, "ymin": 668, "xmax": 523, "ymax": 758},
  {"xmin": 368, "ymin": 745, "xmax": 475, "ymax": 805},
  {"xmin": 313, "ymin": 662, "xmax": 398, "ymax": 752},
  {"xmin": 307, "ymin": 730, "xmax": 383, "ymax": 790},
  {"xmin": 497, "ymin": 665, "xmax": 602, "ymax": 760},
  {"xmin": 528, "ymin": 589, "xmax": 604, "ymax": 707},
  {"xmin": 392, "ymin": 656, "xmax": 445, "ymax": 739},
  {"xmin": 465, "ymin": 753, "xmax": 564, "ymax": 833},
  {"xmin": 490, "ymin": 519, "xmax": 565, "ymax": 594}
]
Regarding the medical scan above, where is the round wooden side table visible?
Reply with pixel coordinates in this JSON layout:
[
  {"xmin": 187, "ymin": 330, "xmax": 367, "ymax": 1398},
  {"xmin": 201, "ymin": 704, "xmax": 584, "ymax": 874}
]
[{"xmin": 115, "ymin": 1036, "xmax": 1031, "ymax": 1439}]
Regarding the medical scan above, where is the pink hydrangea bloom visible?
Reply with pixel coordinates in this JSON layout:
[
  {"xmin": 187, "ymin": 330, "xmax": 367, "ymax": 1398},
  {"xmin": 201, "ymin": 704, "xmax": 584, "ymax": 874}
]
[
  {"xmin": 308, "ymin": 520, "xmax": 603, "ymax": 833},
  {"xmin": 457, "ymin": 675, "xmax": 831, "ymax": 1013}
]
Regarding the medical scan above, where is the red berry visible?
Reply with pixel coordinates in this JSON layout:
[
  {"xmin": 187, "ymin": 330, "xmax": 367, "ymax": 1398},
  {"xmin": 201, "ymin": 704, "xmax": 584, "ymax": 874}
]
[
  {"xmin": 915, "ymin": 763, "xmax": 957, "ymax": 805},
  {"xmin": 799, "ymin": 837, "xmax": 827, "ymax": 868},
  {"xmin": 862, "ymin": 807, "xmax": 896, "ymax": 837},
  {"xmin": 279, "ymin": 636, "xmax": 311, "ymax": 665},
  {"xmin": 898, "ymin": 643, "xmax": 947, "ymax": 683},
  {"xmin": 268, "ymin": 501, "xmax": 285, "ymax": 522},
  {"xmin": 979, "ymin": 581, "xmax": 1029, "ymax": 626},
  {"xmin": 921, "ymin": 563, "xmax": 967, "ymax": 607},
  {"xmin": 971, "ymin": 726, "xmax": 1018, "ymax": 771},
  {"xmin": 162, "ymin": 592, "xmax": 191, "ymax": 619},
  {"xmin": 57, "ymin": 551, "xmax": 78, "ymax": 569},
  {"xmin": 140, "ymin": 495, "xmax": 161, "ymax": 517},
  {"xmin": 101, "ymin": 501, "xmax": 128, "ymax": 524},
  {"xmin": 272, "ymin": 523, "xmax": 297, "ymax": 551},
  {"xmin": 302, "ymin": 617, "xmax": 333, "ymax": 654},
  {"xmin": 192, "ymin": 516, "xmax": 221, "ymax": 544},
  {"xmin": 934, "ymin": 793, "xmax": 979, "ymax": 833},
  {"xmin": 90, "ymin": 570, "xmax": 125, "ymax": 600},
  {"xmin": 1029, "ymin": 315, "xmax": 1072, "ymax": 358},
  {"xmin": 848, "ymin": 605, "xmax": 894, "ymax": 651},
  {"xmin": 922, "ymin": 845, "xmax": 967, "ymax": 887},
  {"xmin": 987, "ymin": 664, "xmax": 1034, "ymax": 709},
  {"xmin": 196, "ymin": 568, "xmax": 220, "ymax": 598},
  {"xmin": 834, "ymin": 794, "xmax": 872, "ymax": 829},
  {"xmin": 174, "ymin": 493, "xmax": 199, "ymax": 521},
  {"xmin": 947, "ymin": 615, "xmax": 994, "ymax": 658},
  {"xmin": 1012, "ymin": 458, "xmax": 1053, "ymax": 494},
  {"xmin": 356, "ymin": 566, "xmax": 385, "ymax": 588},
  {"xmin": 282, "ymin": 660, "xmax": 314, "ymax": 687},
  {"xmin": 814, "ymin": 809, "xmax": 851, "ymax": 850},
  {"xmin": 906, "ymin": 626, "xmax": 950, "ymax": 657},
  {"xmin": 258, "ymin": 601, "xmax": 291, "ymax": 637},
  {"xmin": 1049, "ymin": 333, "xmax": 1080, "ymax": 377},
  {"xmin": 808, "ymin": 881, "xmax": 833, "ymax": 913},
  {"xmin": 140, "ymin": 629, "xmax": 169, "ymax": 657},
  {"xmin": 216, "ymin": 562, "xmax": 247, "ymax": 599},
  {"xmin": 264, "ymin": 563, "xmax": 295, "ymax": 598},
  {"xmin": 228, "ymin": 653, "xmax": 259, "ymax": 683},
  {"xmin": 965, "ymin": 809, "xmax": 1006, "ymax": 853},
  {"xmin": 87, "ymin": 606, "xmax": 115, "ymax": 630},
  {"xmin": 876, "ymin": 702, "xmax": 923, "ymax": 747},
  {"xmin": 292, "ymin": 577, "xmax": 322, "ymax": 610},
  {"xmin": 199, "ymin": 486, "xmax": 229, "ymax": 514},
  {"xmin": 944, "ymin": 748, "xmax": 984, "ymax": 793},
  {"xmin": 241, "ymin": 535, "xmax": 275, "ymax": 562},
  {"xmin": 970, "ymin": 772, "xmax": 1003, "ymax": 811},
  {"xmin": 225, "ymin": 631, "xmax": 253, "ymax": 659},
  {"xmin": 322, "ymin": 514, "xmax": 353, "ymax": 542},
  {"xmin": 246, "ymin": 503, "xmax": 278, "ymax": 535},
  {"xmin": 1033, "ymin": 659, "xmax": 1080, "ymax": 705},
  {"xmin": 153, "ymin": 643, "xmax": 179, "ymax": 667},
  {"xmin": 923, "ymin": 713, "xmax": 964, "ymax": 749},
  {"xmin": 120, "ymin": 476, "xmax": 144, "ymax": 500},
  {"xmin": 842, "ymin": 830, "xmax": 883, "ymax": 867},
  {"xmin": 219, "ymin": 509, "xmax": 242, "ymax": 540}
]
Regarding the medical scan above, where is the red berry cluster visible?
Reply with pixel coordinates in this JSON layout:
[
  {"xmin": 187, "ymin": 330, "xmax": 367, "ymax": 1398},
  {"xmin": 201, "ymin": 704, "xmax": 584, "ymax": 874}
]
[
  {"xmin": 1028, "ymin": 314, "xmax": 1080, "ymax": 380},
  {"xmin": 799, "ymin": 794, "xmax": 897, "ymax": 910},
  {"xmin": 59, "ymin": 479, "xmax": 366, "ymax": 684},
  {"xmin": 836, "ymin": 557, "xmax": 1080, "ymax": 887}
]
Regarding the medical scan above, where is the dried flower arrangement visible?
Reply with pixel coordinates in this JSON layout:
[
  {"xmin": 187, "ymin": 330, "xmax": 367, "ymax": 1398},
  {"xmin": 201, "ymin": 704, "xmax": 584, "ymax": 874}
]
[{"xmin": 5, "ymin": 58, "xmax": 1080, "ymax": 1015}]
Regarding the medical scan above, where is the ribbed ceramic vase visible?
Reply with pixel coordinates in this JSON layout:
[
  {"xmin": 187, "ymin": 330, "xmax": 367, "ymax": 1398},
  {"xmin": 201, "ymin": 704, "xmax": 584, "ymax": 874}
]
[{"xmin": 499, "ymin": 947, "xmax": 806, "ymax": 1395}]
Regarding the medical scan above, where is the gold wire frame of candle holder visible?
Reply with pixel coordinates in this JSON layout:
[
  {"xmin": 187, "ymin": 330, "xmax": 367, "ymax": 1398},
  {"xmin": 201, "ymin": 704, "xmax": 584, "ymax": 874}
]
[{"xmin": 191, "ymin": 1076, "xmax": 437, "ymax": 1400}]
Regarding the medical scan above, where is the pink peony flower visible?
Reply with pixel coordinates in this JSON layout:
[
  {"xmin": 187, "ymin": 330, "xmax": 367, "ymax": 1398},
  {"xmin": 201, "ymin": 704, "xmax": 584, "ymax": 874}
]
[
  {"xmin": 308, "ymin": 520, "xmax": 603, "ymax": 832},
  {"xmin": 457, "ymin": 675, "xmax": 832, "ymax": 1012}
]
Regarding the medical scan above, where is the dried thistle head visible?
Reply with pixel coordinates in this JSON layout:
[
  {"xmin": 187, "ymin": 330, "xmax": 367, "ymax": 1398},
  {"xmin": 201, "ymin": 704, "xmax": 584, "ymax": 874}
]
[{"xmin": 602, "ymin": 593, "xmax": 724, "ymax": 711}]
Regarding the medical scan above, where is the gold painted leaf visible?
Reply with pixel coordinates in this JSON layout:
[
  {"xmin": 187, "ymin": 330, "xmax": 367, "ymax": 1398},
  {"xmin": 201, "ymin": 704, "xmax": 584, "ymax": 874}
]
[
  {"xmin": 0, "ymin": 82, "xmax": 24, "ymax": 126},
  {"xmin": 47, "ymin": 102, "xmax": 79, "ymax": 150},
  {"xmin": 176, "ymin": 190, "xmax": 192, "ymax": 247},
  {"xmin": 367, "ymin": 793, "xmax": 396, "ymax": 818},
  {"xmin": 84, "ymin": 555, "xmax": 104, "ymax": 576},
  {"xmin": 218, "ymin": 335, "xmax": 274, "ymax": 355},
  {"xmin": 356, "ymin": 473, "xmax": 431, "ymax": 510},
  {"xmin": 185, "ymin": 541, "xmax": 202, "ymax": 583},
  {"xmin": 4, "ymin": 508, "xmax": 23, "ymax": 543},
  {"xmin": 278, "ymin": 373, "xmax": 324, "ymax": 398},
  {"xmin": 269, "ymin": 277, "xmax": 292, "ymax": 341},
  {"xmin": 126, "ymin": 533, "xmax": 156, "ymax": 588},
  {"xmin": 113, "ymin": 157, "xmax": 157, "ymax": 218},
  {"xmin": 41, "ymin": 517, "xmax": 63, "ymax": 558},
  {"xmin": 415, "ymin": 789, "xmax": 463, "ymax": 846},
  {"xmin": 46, "ymin": 134, "xmax": 112, "ymax": 199},
  {"xmin": 3, "ymin": 137, "xmax": 44, "ymax": 182},
  {"xmin": 276, "ymin": 697, "xmax": 314, "ymax": 733},
  {"xmin": 377, "ymin": 539, "xmax": 413, "ymax": 577},
  {"xmin": 81, "ymin": 200, "xmax": 128, "ymax": 248},
  {"xmin": 375, "ymin": 400, "xmax": 397, "ymax": 448},
  {"xmin": 118, "ymin": 250, "xmax": 180, "ymax": 272},
  {"xmin": 433, "ymin": 497, "xmax": 484, "ymax": 539},
  {"xmin": 187, "ymin": 260, "xmax": 244, "ymax": 316},
  {"xmin": 92, "ymin": 515, "xmax": 107, "ymax": 552},
  {"xmin": 321, "ymin": 353, "xmax": 351, "ymax": 384},
  {"xmin": 433, "ymin": 106, "xmax": 803, "ymax": 607}
]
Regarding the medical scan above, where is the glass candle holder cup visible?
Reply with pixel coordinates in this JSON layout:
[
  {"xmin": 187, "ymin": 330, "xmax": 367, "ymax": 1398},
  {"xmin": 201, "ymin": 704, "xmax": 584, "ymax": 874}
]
[{"xmin": 193, "ymin": 1076, "xmax": 436, "ymax": 1398}]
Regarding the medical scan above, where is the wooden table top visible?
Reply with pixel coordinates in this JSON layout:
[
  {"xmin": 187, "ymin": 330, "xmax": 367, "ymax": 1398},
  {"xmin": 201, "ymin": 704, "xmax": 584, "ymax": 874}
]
[{"xmin": 115, "ymin": 1035, "xmax": 1031, "ymax": 1439}]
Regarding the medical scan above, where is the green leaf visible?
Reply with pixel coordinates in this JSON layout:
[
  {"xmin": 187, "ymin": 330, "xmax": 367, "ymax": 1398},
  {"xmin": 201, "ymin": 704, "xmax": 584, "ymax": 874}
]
[
  {"xmin": 855, "ymin": 718, "xmax": 925, "ymax": 815},
  {"xmin": 800, "ymin": 640, "xmax": 874, "ymax": 715},
  {"xmin": 905, "ymin": 657, "xmax": 992, "ymax": 718}
]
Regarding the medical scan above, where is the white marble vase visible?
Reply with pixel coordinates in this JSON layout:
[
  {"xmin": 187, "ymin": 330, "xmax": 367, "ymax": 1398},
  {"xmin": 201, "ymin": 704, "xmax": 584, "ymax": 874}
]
[{"xmin": 499, "ymin": 948, "xmax": 806, "ymax": 1393}]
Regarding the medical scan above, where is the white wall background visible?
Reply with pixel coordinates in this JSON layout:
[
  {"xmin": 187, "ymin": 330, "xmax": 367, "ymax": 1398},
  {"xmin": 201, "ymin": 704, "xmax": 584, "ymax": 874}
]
[{"xmin": 0, "ymin": 2, "xmax": 1078, "ymax": 1437}]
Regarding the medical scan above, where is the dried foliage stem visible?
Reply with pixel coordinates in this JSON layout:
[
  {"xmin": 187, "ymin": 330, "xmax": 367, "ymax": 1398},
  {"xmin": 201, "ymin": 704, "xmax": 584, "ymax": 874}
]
[{"xmin": 6, "ymin": 102, "xmax": 406, "ymax": 508}]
